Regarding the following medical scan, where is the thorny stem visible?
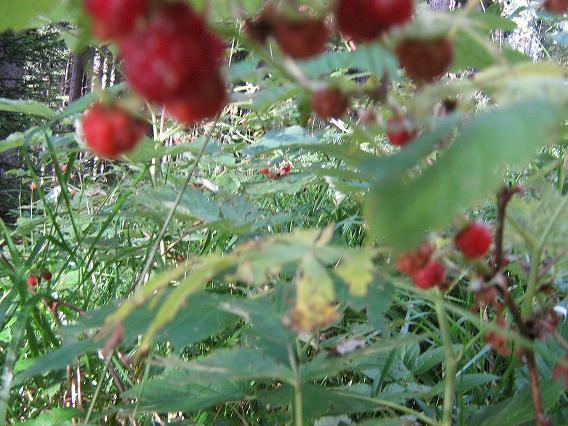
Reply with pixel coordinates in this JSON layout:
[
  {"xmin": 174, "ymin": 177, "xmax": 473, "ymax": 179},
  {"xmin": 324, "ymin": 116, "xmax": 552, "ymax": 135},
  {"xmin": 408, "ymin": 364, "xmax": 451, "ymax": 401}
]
[
  {"xmin": 493, "ymin": 186, "xmax": 548, "ymax": 426},
  {"xmin": 434, "ymin": 289, "xmax": 456, "ymax": 426}
]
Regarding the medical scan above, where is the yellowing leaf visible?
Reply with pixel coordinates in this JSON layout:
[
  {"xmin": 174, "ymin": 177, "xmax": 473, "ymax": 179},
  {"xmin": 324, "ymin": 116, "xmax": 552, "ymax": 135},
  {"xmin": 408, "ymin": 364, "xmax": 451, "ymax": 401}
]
[{"xmin": 335, "ymin": 250, "xmax": 376, "ymax": 297}]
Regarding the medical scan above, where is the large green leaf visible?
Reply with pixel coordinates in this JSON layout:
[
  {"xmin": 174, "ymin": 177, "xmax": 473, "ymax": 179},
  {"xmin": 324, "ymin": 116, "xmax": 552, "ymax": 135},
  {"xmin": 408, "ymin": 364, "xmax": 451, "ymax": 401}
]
[{"xmin": 365, "ymin": 100, "xmax": 564, "ymax": 248}]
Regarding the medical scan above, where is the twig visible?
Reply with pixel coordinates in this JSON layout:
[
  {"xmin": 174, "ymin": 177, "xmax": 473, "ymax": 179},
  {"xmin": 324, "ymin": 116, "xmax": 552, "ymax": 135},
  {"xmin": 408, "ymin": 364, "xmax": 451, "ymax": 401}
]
[{"xmin": 492, "ymin": 186, "xmax": 548, "ymax": 426}]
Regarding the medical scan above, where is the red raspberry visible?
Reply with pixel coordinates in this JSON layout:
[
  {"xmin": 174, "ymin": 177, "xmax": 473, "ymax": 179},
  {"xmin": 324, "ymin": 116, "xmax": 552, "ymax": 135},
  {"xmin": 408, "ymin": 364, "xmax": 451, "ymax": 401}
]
[
  {"xmin": 165, "ymin": 72, "xmax": 227, "ymax": 125},
  {"xmin": 395, "ymin": 37, "xmax": 453, "ymax": 83},
  {"xmin": 81, "ymin": 103, "xmax": 146, "ymax": 158},
  {"xmin": 84, "ymin": 0, "xmax": 149, "ymax": 41},
  {"xmin": 273, "ymin": 17, "xmax": 330, "ymax": 59},
  {"xmin": 120, "ymin": 2, "xmax": 225, "ymax": 104},
  {"xmin": 311, "ymin": 87, "xmax": 349, "ymax": 120},
  {"xmin": 412, "ymin": 261, "xmax": 445, "ymax": 289},
  {"xmin": 27, "ymin": 275, "xmax": 39, "ymax": 286},
  {"xmin": 41, "ymin": 269, "xmax": 53, "ymax": 281},
  {"xmin": 396, "ymin": 242, "xmax": 433, "ymax": 276},
  {"xmin": 259, "ymin": 168, "xmax": 270, "ymax": 175},
  {"xmin": 386, "ymin": 116, "xmax": 418, "ymax": 146},
  {"xmin": 544, "ymin": 0, "xmax": 568, "ymax": 12},
  {"xmin": 455, "ymin": 222, "xmax": 492, "ymax": 259},
  {"xmin": 336, "ymin": 0, "xmax": 413, "ymax": 43}
]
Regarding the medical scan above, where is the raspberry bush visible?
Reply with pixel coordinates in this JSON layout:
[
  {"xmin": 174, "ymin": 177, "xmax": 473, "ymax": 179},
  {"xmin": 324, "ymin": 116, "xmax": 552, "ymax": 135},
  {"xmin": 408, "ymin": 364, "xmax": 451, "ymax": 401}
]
[{"xmin": 2, "ymin": 1, "xmax": 568, "ymax": 425}]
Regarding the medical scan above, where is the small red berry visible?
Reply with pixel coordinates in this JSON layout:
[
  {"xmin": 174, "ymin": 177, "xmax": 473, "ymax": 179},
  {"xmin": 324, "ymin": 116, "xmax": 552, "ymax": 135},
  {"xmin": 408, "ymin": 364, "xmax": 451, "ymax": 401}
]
[
  {"xmin": 81, "ymin": 103, "xmax": 146, "ymax": 158},
  {"xmin": 273, "ymin": 16, "xmax": 330, "ymax": 59},
  {"xmin": 60, "ymin": 164, "xmax": 68, "ymax": 173},
  {"xmin": 165, "ymin": 73, "xmax": 227, "ymax": 125},
  {"xmin": 412, "ymin": 261, "xmax": 445, "ymax": 289},
  {"xmin": 27, "ymin": 275, "xmax": 39, "ymax": 286},
  {"xmin": 386, "ymin": 116, "xmax": 418, "ymax": 146},
  {"xmin": 259, "ymin": 168, "xmax": 270, "ymax": 175},
  {"xmin": 455, "ymin": 222, "xmax": 492, "ymax": 259},
  {"xmin": 396, "ymin": 242, "xmax": 433, "ymax": 276},
  {"xmin": 395, "ymin": 37, "xmax": 453, "ymax": 83},
  {"xmin": 544, "ymin": 0, "xmax": 568, "ymax": 13},
  {"xmin": 336, "ymin": 0, "xmax": 413, "ymax": 43},
  {"xmin": 311, "ymin": 87, "xmax": 349, "ymax": 120},
  {"xmin": 84, "ymin": 0, "xmax": 149, "ymax": 41},
  {"xmin": 280, "ymin": 163, "xmax": 291, "ymax": 175},
  {"xmin": 120, "ymin": 2, "xmax": 225, "ymax": 104},
  {"xmin": 41, "ymin": 269, "xmax": 53, "ymax": 281}
]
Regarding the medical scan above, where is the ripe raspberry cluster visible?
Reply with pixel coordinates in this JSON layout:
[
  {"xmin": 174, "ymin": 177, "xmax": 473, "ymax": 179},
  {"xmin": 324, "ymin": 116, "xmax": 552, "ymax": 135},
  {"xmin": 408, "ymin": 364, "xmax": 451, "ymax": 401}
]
[
  {"xmin": 259, "ymin": 162, "xmax": 292, "ymax": 179},
  {"xmin": 396, "ymin": 242, "xmax": 445, "ymax": 289},
  {"xmin": 82, "ymin": 0, "xmax": 228, "ymax": 157},
  {"xmin": 245, "ymin": 0, "xmax": 453, "ymax": 123},
  {"xmin": 81, "ymin": 103, "xmax": 147, "ymax": 158},
  {"xmin": 386, "ymin": 116, "xmax": 418, "ymax": 146},
  {"xmin": 26, "ymin": 269, "xmax": 53, "ymax": 287}
]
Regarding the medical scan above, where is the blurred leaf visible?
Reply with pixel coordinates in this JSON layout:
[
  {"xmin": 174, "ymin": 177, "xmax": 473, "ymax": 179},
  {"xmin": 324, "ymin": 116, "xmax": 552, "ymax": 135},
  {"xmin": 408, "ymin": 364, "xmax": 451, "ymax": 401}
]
[
  {"xmin": 157, "ymin": 347, "xmax": 294, "ymax": 383},
  {"xmin": 123, "ymin": 377, "xmax": 245, "ymax": 413},
  {"xmin": 0, "ymin": 0, "xmax": 60, "ymax": 32},
  {"xmin": 18, "ymin": 408, "xmax": 81, "ymax": 426},
  {"xmin": 335, "ymin": 249, "xmax": 376, "ymax": 297},
  {"xmin": 469, "ymin": 379, "xmax": 564, "ymax": 426},
  {"xmin": 0, "ymin": 98, "xmax": 55, "ymax": 118},
  {"xmin": 366, "ymin": 100, "xmax": 564, "ymax": 248},
  {"xmin": 242, "ymin": 126, "xmax": 319, "ymax": 156}
]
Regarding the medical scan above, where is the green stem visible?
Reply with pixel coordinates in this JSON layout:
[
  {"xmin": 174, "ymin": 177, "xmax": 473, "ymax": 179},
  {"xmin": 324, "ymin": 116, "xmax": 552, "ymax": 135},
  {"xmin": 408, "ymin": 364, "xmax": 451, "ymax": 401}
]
[
  {"xmin": 434, "ymin": 289, "xmax": 457, "ymax": 426},
  {"xmin": 288, "ymin": 345, "xmax": 303, "ymax": 426},
  {"xmin": 84, "ymin": 352, "xmax": 113, "ymax": 424}
]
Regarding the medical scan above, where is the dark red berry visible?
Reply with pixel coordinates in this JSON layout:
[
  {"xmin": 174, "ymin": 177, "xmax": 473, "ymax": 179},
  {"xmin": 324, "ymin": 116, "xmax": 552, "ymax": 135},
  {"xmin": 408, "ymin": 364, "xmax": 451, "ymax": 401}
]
[
  {"xmin": 84, "ymin": 0, "xmax": 149, "ymax": 41},
  {"xmin": 41, "ymin": 269, "xmax": 53, "ymax": 281},
  {"xmin": 544, "ymin": 0, "xmax": 568, "ymax": 13},
  {"xmin": 27, "ymin": 275, "xmax": 39, "ymax": 286},
  {"xmin": 412, "ymin": 261, "xmax": 445, "ymax": 289},
  {"xmin": 165, "ymin": 72, "xmax": 227, "ymax": 125},
  {"xmin": 259, "ymin": 168, "xmax": 270, "ymax": 175},
  {"xmin": 396, "ymin": 242, "xmax": 433, "ymax": 276},
  {"xmin": 81, "ymin": 103, "xmax": 146, "ymax": 158},
  {"xmin": 395, "ymin": 37, "xmax": 453, "ymax": 83},
  {"xmin": 386, "ymin": 116, "xmax": 418, "ymax": 146},
  {"xmin": 244, "ymin": 5, "xmax": 276, "ymax": 45},
  {"xmin": 273, "ymin": 16, "xmax": 330, "ymax": 59},
  {"xmin": 455, "ymin": 222, "xmax": 492, "ymax": 259},
  {"xmin": 336, "ymin": 0, "xmax": 413, "ymax": 43},
  {"xmin": 311, "ymin": 87, "xmax": 349, "ymax": 119},
  {"xmin": 120, "ymin": 2, "xmax": 225, "ymax": 104}
]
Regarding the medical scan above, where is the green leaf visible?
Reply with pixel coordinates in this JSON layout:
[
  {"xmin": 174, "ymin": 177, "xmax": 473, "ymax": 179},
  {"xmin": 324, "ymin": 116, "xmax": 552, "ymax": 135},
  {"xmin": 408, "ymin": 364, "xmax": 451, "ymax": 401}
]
[
  {"xmin": 17, "ymin": 408, "xmax": 81, "ymax": 426},
  {"xmin": 365, "ymin": 100, "xmax": 564, "ymax": 248},
  {"xmin": 123, "ymin": 378, "xmax": 245, "ymax": 413},
  {"xmin": 156, "ymin": 347, "xmax": 294, "ymax": 383},
  {"xmin": 335, "ymin": 249, "xmax": 376, "ymax": 297},
  {"xmin": 469, "ymin": 379, "xmax": 564, "ymax": 426},
  {"xmin": 0, "ymin": 98, "xmax": 55, "ymax": 118},
  {"xmin": 0, "ymin": 0, "xmax": 60, "ymax": 32},
  {"xmin": 242, "ymin": 126, "xmax": 319, "ymax": 156}
]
